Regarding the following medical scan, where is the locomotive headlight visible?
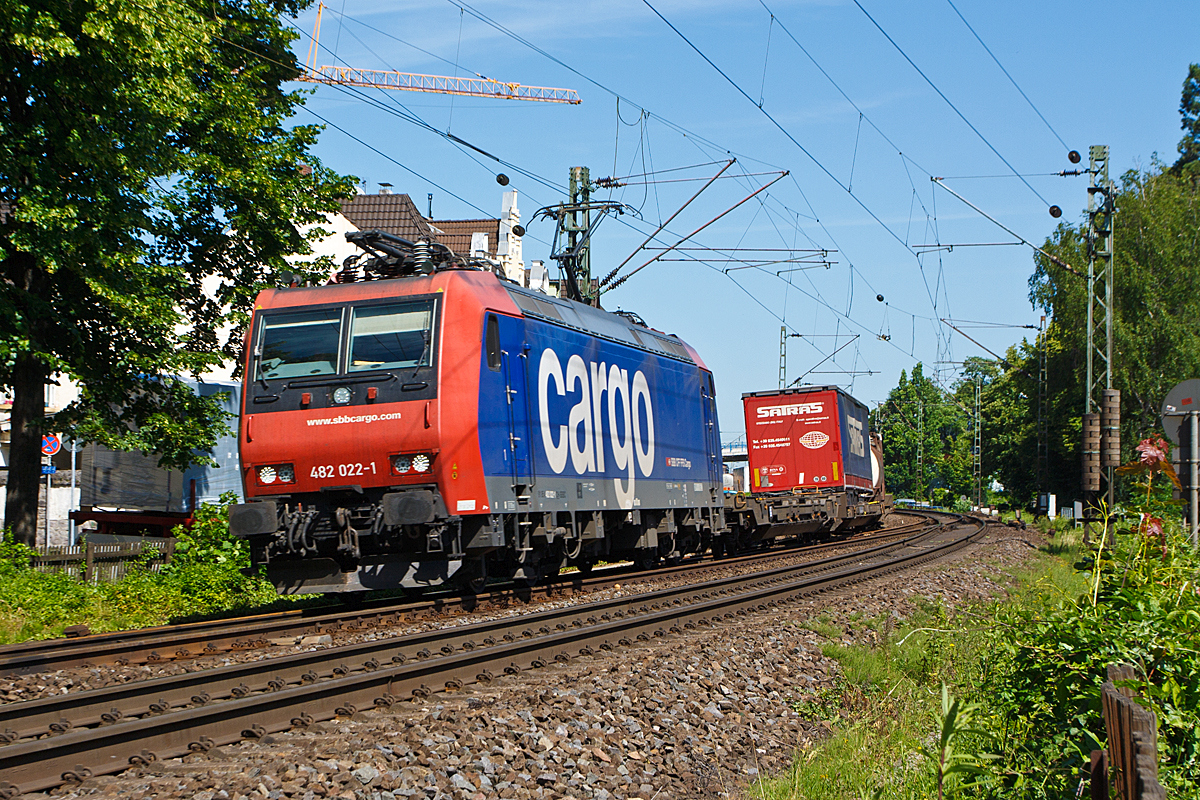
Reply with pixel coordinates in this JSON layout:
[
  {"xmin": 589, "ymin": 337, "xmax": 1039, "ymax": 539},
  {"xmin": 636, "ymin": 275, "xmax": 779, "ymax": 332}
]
[
  {"xmin": 390, "ymin": 453, "xmax": 432, "ymax": 475},
  {"xmin": 256, "ymin": 464, "xmax": 295, "ymax": 485},
  {"xmin": 332, "ymin": 386, "xmax": 352, "ymax": 405}
]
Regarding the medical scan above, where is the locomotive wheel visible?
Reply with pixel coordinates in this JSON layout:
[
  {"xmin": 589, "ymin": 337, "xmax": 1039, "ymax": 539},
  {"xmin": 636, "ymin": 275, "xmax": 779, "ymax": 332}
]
[
  {"xmin": 575, "ymin": 560, "xmax": 594, "ymax": 575},
  {"xmin": 457, "ymin": 561, "xmax": 488, "ymax": 594},
  {"xmin": 634, "ymin": 550, "xmax": 659, "ymax": 571}
]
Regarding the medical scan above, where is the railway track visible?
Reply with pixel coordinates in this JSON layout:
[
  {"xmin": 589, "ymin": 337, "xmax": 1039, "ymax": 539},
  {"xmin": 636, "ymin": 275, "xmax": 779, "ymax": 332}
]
[
  {"xmin": 0, "ymin": 516, "xmax": 932, "ymax": 677},
  {"xmin": 0, "ymin": 512, "xmax": 983, "ymax": 797}
]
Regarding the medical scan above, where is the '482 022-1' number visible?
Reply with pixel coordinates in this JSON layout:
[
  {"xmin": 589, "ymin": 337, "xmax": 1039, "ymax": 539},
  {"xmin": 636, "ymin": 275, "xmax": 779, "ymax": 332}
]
[{"xmin": 311, "ymin": 462, "xmax": 376, "ymax": 479}]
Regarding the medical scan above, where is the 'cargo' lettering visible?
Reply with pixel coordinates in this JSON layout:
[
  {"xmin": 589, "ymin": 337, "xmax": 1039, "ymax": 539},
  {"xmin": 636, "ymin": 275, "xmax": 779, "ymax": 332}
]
[{"xmin": 538, "ymin": 347, "xmax": 655, "ymax": 509}]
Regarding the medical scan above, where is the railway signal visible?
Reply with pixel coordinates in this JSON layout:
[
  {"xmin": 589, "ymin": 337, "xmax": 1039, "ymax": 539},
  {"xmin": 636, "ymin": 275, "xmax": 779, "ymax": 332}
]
[
  {"xmin": 1161, "ymin": 379, "xmax": 1200, "ymax": 547},
  {"xmin": 1084, "ymin": 145, "xmax": 1117, "ymax": 518}
]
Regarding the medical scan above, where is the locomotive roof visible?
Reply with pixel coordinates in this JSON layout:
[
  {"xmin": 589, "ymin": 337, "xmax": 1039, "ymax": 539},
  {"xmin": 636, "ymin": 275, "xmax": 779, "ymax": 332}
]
[
  {"xmin": 251, "ymin": 268, "xmax": 707, "ymax": 370},
  {"xmin": 504, "ymin": 284, "xmax": 699, "ymax": 367}
]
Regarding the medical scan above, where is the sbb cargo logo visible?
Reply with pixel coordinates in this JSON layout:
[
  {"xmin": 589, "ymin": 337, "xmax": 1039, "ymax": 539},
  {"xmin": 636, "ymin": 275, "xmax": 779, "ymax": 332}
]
[
  {"xmin": 538, "ymin": 348, "xmax": 654, "ymax": 510},
  {"xmin": 756, "ymin": 401, "xmax": 824, "ymax": 418}
]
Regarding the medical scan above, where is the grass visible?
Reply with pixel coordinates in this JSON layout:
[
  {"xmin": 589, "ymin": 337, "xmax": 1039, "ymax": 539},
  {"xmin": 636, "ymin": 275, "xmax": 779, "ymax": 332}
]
[
  {"xmin": 752, "ymin": 526, "xmax": 1089, "ymax": 799},
  {"xmin": 0, "ymin": 497, "xmax": 311, "ymax": 642}
]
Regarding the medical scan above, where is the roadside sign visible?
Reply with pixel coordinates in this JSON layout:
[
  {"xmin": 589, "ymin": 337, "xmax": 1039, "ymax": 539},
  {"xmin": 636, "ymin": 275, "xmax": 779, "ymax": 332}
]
[
  {"xmin": 1161, "ymin": 379, "xmax": 1200, "ymax": 446},
  {"xmin": 41, "ymin": 464, "xmax": 57, "ymax": 475},
  {"xmin": 41, "ymin": 434, "xmax": 61, "ymax": 457}
]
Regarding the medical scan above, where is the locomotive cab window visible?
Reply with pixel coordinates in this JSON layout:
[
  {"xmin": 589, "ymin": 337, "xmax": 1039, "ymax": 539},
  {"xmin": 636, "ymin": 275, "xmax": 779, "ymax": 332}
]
[
  {"xmin": 485, "ymin": 314, "xmax": 501, "ymax": 371},
  {"xmin": 256, "ymin": 308, "xmax": 342, "ymax": 380},
  {"xmin": 348, "ymin": 300, "xmax": 436, "ymax": 372}
]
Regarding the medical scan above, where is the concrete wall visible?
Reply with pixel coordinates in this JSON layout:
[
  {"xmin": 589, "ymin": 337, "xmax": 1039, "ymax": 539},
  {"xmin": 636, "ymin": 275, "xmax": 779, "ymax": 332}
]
[{"xmin": 0, "ymin": 484, "xmax": 81, "ymax": 548}]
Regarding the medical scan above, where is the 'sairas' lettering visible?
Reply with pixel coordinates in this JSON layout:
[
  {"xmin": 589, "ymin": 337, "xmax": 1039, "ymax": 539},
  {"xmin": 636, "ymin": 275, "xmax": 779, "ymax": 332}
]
[
  {"xmin": 538, "ymin": 349, "xmax": 654, "ymax": 509},
  {"xmin": 757, "ymin": 402, "xmax": 823, "ymax": 418}
]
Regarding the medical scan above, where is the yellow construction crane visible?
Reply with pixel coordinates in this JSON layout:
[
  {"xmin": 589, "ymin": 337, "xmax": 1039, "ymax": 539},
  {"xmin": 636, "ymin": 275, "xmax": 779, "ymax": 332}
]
[{"xmin": 298, "ymin": 3, "xmax": 581, "ymax": 104}]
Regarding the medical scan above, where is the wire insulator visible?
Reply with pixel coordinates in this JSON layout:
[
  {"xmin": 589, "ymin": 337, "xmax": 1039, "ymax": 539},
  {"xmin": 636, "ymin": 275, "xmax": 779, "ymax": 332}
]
[{"xmin": 413, "ymin": 238, "xmax": 432, "ymax": 271}]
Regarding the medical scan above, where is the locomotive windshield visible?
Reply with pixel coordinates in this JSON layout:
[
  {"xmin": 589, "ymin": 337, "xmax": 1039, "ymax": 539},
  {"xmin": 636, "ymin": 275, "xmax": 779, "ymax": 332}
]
[
  {"xmin": 348, "ymin": 301, "xmax": 434, "ymax": 372},
  {"xmin": 257, "ymin": 308, "xmax": 341, "ymax": 380}
]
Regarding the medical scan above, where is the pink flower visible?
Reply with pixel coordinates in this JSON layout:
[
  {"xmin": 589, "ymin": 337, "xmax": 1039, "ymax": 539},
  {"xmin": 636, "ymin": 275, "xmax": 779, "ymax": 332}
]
[{"xmin": 1136, "ymin": 436, "xmax": 1170, "ymax": 469}]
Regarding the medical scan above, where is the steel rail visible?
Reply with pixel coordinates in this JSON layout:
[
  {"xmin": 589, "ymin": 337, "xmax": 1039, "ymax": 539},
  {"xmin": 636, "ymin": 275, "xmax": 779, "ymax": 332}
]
[
  {"xmin": 0, "ymin": 515, "xmax": 981, "ymax": 796},
  {"xmin": 0, "ymin": 520, "xmax": 930, "ymax": 677},
  {"xmin": 0, "ymin": 521, "xmax": 936, "ymax": 743}
]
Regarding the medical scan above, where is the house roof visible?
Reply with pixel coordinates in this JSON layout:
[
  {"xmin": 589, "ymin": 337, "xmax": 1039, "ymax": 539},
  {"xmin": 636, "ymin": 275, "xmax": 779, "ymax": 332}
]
[
  {"xmin": 429, "ymin": 218, "xmax": 501, "ymax": 257},
  {"xmin": 338, "ymin": 193, "xmax": 505, "ymax": 259},
  {"xmin": 339, "ymin": 194, "xmax": 439, "ymax": 241}
]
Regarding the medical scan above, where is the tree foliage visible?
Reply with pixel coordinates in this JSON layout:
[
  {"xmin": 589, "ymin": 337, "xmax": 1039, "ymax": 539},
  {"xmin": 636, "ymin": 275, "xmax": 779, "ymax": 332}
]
[
  {"xmin": 0, "ymin": 0, "xmax": 355, "ymax": 542},
  {"xmin": 874, "ymin": 363, "xmax": 972, "ymax": 502},
  {"xmin": 1031, "ymin": 163, "xmax": 1200, "ymax": 480},
  {"xmin": 1176, "ymin": 63, "xmax": 1200, "ymax": 173}
]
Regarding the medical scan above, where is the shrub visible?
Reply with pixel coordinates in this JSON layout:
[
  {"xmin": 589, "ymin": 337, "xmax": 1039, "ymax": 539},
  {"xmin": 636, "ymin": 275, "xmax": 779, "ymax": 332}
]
[{"xmin": 0, "ymin": 495, "xmax": 282, "ymax": 641}]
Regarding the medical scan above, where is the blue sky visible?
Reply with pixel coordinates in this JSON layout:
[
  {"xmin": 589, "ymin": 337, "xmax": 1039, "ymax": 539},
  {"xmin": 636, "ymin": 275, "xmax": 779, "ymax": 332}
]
[{"xmin": 288, "ymin": 0, "xmax": 1198, "ymax": 442}]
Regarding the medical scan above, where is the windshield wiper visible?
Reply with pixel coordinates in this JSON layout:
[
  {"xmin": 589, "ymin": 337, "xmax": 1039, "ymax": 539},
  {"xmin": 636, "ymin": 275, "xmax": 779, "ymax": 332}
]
[{"xmin": 409, "ymin": 330, "xmax": 431, "ymax": 381}]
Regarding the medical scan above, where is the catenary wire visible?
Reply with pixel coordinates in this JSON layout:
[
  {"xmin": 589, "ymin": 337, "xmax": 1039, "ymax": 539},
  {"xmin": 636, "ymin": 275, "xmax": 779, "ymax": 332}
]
[
  {"xmin": 944, "ymin": 0, "xmax": 1071, "ymax": 152},
  {"xmin": 439, "ymin": 0, "xmax": 956, "ymax": 349},
  {"xmin": 297, "ymin": 4, "xmax": 949, "ymax": 373},
  {"xmin": 282, "ymin": 17, "xmax": 568, "ymax": 196},
  {"xmin": 205, "ymin": 15, "xmax": 936, "ymax": 380},
  {"xmin": 851, "ymin": 0, "xmax": 1053, "ymax": 208}
]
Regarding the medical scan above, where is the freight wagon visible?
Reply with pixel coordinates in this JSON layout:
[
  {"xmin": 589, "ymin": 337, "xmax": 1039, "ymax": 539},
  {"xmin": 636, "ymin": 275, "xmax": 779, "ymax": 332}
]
[{"xmin": 722, "ymin": 386, "xmax": 888, "ymax": 550}]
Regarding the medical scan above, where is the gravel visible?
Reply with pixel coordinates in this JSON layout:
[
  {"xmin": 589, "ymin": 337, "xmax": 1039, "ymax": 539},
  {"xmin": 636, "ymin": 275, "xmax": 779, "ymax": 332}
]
[
  {"xmin": 26, "ymin": 520, "xmax": 1044, "ymax": 800},
  {"xmin": 0, "ymin": 523, "xmax": 925, "ymax": 706}
]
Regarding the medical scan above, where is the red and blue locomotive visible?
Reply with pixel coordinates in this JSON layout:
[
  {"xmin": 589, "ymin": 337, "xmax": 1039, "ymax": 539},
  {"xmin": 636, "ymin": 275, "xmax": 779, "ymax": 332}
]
[{"xmin": 229, "ymin": 232, "xmax": 726, "ymax": 593}]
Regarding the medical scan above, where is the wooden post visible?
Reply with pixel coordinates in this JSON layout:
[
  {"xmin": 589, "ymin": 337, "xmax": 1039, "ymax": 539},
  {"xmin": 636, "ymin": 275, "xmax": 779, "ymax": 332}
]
[
  {"xmin": 1090, "ymin": 749, "xmax": 1109, "ymax": 800},
  {"xmin": 84, "ymin": 540, "xmax": 95, "ymax": 582},
  {"xmin": 1099, "ymin": 664, "xmax": 1166, "ymax": 800}
]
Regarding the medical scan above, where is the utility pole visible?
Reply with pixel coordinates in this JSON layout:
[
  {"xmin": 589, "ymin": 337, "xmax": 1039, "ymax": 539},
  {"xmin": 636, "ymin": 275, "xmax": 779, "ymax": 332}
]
[
  {"xmin": 535, "ymin": 167, "xmax": 630, "ymax": 307},
  {"xmin": 974, "ymin": 378, "xmax": 983, "ymax": 509},
  {"xmin": 565, "ymin": 167, "xmax": 593, "ymax": 302},
  {"xmin": 1037, "ymin": 315, "xmax": 1048, "ymax": 496},
  {"xmin": 1084, "ymin": 145, "xmax": 1116, "ymax": 516},
  {"xmin": 779, "ymin": 326, "xmax": 787, "ymax": 389},
  {"xmin": 916, "ymin": 399, "xmax": 925, "ymax": 499}
]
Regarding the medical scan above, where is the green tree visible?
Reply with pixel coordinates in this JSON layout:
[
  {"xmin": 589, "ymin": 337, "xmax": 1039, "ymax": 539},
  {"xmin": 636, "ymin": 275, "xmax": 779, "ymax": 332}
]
[
  {"xmin": 1175, "ymin": 62, "xmax": 1200, "ymax": 174},
  {"xmin": 875, "ymin": 66, "xmax": 1200, "ymax": 513},
  {"xmin": 949, "ymin": 343, "xmax": 1079, "ymax": 510},
  {"xmin": 875, "ymin": 363, "xmax": 970, "ymax": 501},
  {"xmin": 1031, "ymin": 163, "xmax": 1200, "ymax": 489},
  {"xmin": 1, "ymin": 0, "xmax": 355, "ymax": 544}
]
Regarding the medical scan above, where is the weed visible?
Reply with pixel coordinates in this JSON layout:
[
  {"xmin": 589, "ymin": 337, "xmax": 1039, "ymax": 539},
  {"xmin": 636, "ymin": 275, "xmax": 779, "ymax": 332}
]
[
  {"xmin": 759, "ymin": 435, "xmax": 1200, "ymax": 799},
  {"xmin": 0, "ymin": 495, "xmax": 293, "ymax": 642},
  {"xmin": 804, "ymin": 613, "xmax": 841, "ymax": 640}
]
